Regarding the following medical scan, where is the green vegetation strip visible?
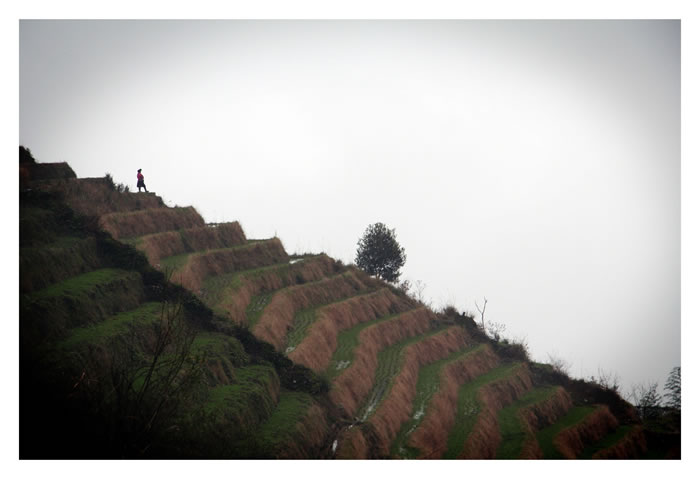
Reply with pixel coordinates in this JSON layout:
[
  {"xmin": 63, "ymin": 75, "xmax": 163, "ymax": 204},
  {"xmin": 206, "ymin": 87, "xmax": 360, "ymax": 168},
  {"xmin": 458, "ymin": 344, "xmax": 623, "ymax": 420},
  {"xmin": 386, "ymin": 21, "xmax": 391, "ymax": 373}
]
[
  {"xmin": 443, "ymin": 362, "xmax": 522, "ymax": 459},
  {"xmin": 535, "ymin": 406, "xmax": 596, "ymax": 459},
  {"xmin": 201, "ymin": 256, "xmax": 324, "ymax": 313},
  {"xmin": 578, "ymin": 425, "xmax": 633, "ymax": 459},
  {"xmin": 325, "ymin": 309, "xmax": 419, "ymax": 380},
  {"xmin": 246, "ymin": 292, "xmax": 275, "ymax": 327},
  {"xmin": 391, "ymin": 344, "xmax": 483, "ymax": 458},
  {"xmin": 58, "ymin": 301, "xmax": 162, "ymax": 349},
  {"xmin": 29, "ymin": 268, "xmax": 135, "ymax": 300},
  {"xmin": 159, "ymin": 240, "xmax": 280, "ymax": 274},
  {"xmin": 355, "ymin": 326, "xmax": 452, "ymax": 423},
  {"xmin": 204, "ymin": 365, "xmax": 279, "ymax": 428},
  {"xmin": 495, "ymin": 386, "xmax": 560, "ymax": 459},
  {"xmin": 283, "ymin": 276, "xmax": 375, "ymax": 352},
  {"xmin": 256, "ymin": 391, "xmax": 315, "ymax": 449}
]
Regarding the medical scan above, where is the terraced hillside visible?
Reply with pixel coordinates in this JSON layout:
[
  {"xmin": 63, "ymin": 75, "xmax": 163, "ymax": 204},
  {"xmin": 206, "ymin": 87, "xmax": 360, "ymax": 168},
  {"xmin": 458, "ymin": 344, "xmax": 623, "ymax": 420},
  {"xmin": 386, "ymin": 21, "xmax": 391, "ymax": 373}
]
[{"xmin": 19, "ymin": 150, "xmax": 675, "ymax": 459}]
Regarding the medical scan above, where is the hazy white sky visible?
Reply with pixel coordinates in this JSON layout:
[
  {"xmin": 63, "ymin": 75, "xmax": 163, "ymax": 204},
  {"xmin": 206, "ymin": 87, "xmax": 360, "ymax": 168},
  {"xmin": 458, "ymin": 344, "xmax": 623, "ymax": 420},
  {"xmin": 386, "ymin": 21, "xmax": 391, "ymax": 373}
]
[{"xmin": 19, "ymin": 20, "xmax": 680, "ymax": 395}]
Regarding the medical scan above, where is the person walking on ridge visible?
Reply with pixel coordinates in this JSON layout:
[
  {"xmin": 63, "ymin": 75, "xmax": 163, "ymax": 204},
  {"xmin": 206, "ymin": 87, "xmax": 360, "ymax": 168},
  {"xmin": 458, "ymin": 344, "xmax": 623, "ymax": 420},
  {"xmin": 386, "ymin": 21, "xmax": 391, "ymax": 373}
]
[{"xmin": 137, "ymin": 168, "xmax": 148, "ymax": 192}]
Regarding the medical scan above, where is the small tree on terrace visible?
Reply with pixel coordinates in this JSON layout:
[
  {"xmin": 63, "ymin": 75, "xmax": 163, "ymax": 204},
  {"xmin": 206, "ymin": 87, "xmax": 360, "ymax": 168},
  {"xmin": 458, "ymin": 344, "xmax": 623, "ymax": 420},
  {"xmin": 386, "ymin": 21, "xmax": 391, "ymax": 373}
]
[{"xmin": 355, "ymin": 222, "xmax": 406, "ymax": 283}]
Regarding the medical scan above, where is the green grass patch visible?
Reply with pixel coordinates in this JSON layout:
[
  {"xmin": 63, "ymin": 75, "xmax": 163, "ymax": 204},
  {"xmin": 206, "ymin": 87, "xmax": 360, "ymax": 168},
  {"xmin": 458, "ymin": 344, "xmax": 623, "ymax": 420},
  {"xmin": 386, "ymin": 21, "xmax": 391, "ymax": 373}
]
[
  {"xmin": 443, "ymin": 362, "xmax": 522, "ymax": 458},
  {"xmin": 535, "ymin": 406, "xmax": 596, "ymax": 458},
  {"xmin": 58, "ymin": 301, "xmax": 162, "ymax": 349},
  {"xmin": 578, "ymin": 425, "xmax": 633, "ymax": 459},
  {"xmin": 325, "ymin": 310, "xmax": 417, "ymax": 381},
  {"xmin": 256, "ymin": 391, "xmax": 315, "ymax": 449},
  {"xmin": 496, "ymin": 386, "xmax": 560, "ymax": 459},
  {"xmin": 284, "ymin": 286, "xmax": 380, "ymax": 353},
  {"xmin": 30, "ymin": 268, "xmax": 135, "ymax": 301},
  {"xmin": 390, "ymin": 344, "xmax": 484, "ymax": 458},
  {"xmin": 245, "ymin": 292, "xmax": 274, "ymax": 327},
  {"xmin": 354, "ymin": 326, "xmax": 452, "ymax": 423},
  {"xmin": 204, "ymin": 365, "xmax": 279, "ymax": 430}
]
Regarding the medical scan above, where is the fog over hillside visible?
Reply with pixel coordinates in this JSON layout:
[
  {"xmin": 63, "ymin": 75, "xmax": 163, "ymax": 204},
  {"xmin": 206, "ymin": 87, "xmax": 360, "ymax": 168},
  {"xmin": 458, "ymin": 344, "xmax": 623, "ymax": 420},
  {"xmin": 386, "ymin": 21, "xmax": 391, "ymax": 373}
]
[{"xmin": 19, "ymin": 20, "xmax": 680, "ymax": 396}]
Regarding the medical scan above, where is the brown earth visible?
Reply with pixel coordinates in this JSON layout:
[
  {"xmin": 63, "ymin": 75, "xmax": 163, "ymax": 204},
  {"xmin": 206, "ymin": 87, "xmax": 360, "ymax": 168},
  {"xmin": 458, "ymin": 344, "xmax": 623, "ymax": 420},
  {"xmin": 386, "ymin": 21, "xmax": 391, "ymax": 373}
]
[
  {"xmin": 218, "ymin": 255, "xmax": 339, "ymax": 325},
  {"xmin": 406, "ymin": 344, "xmax": 501, "ymax": 458},
  {"xmin": 174, "ymin": 239, "xmax": 288, "ymax": 291},
  {"xmin": 136, "ymin": 222, "xmax": 246, "ymax": 264},
  {"xmin": 288, "ymin": 288, "xmax": 416, "ymax": 372},
  {"xmin": 458, "ymin": 363, "xmax": 533, "ymax": 459},
  {"xmin": 592, "ymin": 425, "xmax": 648, "ymax": 459},
  {"xmin": 252, "ymin": 271, "xmax": 369, "ymax": 350},
  {"xmin": 518, "ymin": 387, "xmax": 574, "ymax": 459},
  {"xmin": 552, "ymin": 405, "xmax": 619, "ymax": 459},
  {"xmin": 275, "ymin": 402, "xmax": 331, "ymax": 459},
  {"xmin": 99, "ymin": 207, "xmax": 205, "ymax": 239},
  {"xmin": 365, "ymin": 326, "xmax": 473, "ymax": 458},
  {"xmin": 330, "ymin": 307, "xmax": 436, "ymax": 416},
  {"xmin": 34, "ymin": 177, "xmax": 163, "ymax": 217}
]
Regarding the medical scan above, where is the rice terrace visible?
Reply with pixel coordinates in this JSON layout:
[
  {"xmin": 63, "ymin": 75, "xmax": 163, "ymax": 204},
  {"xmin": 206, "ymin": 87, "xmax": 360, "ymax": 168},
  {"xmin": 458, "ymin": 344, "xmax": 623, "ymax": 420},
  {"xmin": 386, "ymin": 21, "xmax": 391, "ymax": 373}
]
[{"xmin": 19, "ymin": 147, "xmax": 680, "ymax": 459}]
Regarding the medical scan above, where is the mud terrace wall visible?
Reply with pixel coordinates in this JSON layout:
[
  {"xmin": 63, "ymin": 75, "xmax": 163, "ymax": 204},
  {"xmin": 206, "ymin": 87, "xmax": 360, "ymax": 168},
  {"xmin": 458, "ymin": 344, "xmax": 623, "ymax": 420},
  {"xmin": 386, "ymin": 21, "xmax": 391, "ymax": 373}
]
[
  {"xmin": 592, "ymin": 426, "xmax": 647, "ymax": 459},
  {"xmin": 553, "ymin": 406, "xmax": 619, "ymax": 458},
  {"xmin": 288, "ymin": 289, "xmax": 416, "ymax": 372},
  {"xmin": 459, "ymin": 363, "xmax": 533, "ymax": 459},
  {"xmin": 407, "ymin": 345, "xmax": 501, "ymax": 458},
  {"xmin": 175, "ymin": 239, "xmax": 288, "ymax": 291},
  {"xmin": 339, "ymin": 326, "xmax": 473, "ymax": 458},
  {"xmin": 34, "ymin": 177, "xmax": 163, "ymax": 217},
  {"xmin": 518, "ymin": 387, "xmax": 574, "ymax": 459},
  {"xmin": 99, "ymin": 207, "xmax": 205, "ymax": 239},
  {"xmin": 221, "ymin": 255, "xmax": 339, "ymax": 325},
  {"xmin": 275, "ymin": 402, "xmax": 331, "ymax": 459},
  {"xmin": 20, "ymin": 237, "xmax": 101, "ymax": 293},
  {"xmin": 252, "ymin": 272, "xmax": 370, "ymax": 351},
  {"xmin": 136, "ymin": 222, "xmax": 247, "ymax": 264},
  {"xmin": 330, "ymin": 308, "xmax": 436, "ymax": 416}
]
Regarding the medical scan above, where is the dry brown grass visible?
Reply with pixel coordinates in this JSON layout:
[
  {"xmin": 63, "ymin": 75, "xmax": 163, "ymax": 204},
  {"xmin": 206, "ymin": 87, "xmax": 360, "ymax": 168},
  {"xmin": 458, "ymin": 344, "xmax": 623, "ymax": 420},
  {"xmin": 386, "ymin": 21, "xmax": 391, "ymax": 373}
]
[
  {"xmin": 518, "ymin": 387, "xmax": 573, "ymax": 459},
  {"xmin": 99, "ymin": 207, "xmax": 205, "ymax": 239},
  {"xmin": 552, "ymin": 406, "xmax": 619, "ymax": 458},
  {"xmin": 135, "ymin": 222, "xmax": 246, "ymax": 264},
  {"xmin": 458, "ymin": 363, "xmax": 533, "ymax": 459},
  {"xmin": 335, "ymin": 426, "xmax": 370, "ymax": 459},
  {"xmin": 35, "ymin": 177, "xmax": 163, "ymax": 217},
  {"xmin": 275, "ymin": 402, "xmax": 330, "ymax": 459},
  {"xmin": 365, "ymin": 327, "xmax": 473, "ymax": 457},
  {"xmin": 252, "ymin": 271, "xmax": 369, "ymax": 350},
  {"xmin": 288, "ymin": 289, "xmax": 416, "ymax": 372},
  {"xmin": 220, "ymin": 255, "xmax": 338, "ymax": 325},
  {"xmin": 592, "ymin": 425, "xmax": 647, "ymax": 459},
  {"xmin": 330, "ymin": 307, "xmax": 436, "ymax": 416},
  {"xmin": 253, "ymin": 271, "xmax": 367, "ymax": 350},
  {"xmin": 174, "ymin": 239, "xmax": 288, "ymax": 292},
  {"xmin": 406, "ymin": 344, "xmax": 501, "ymax": 458}
]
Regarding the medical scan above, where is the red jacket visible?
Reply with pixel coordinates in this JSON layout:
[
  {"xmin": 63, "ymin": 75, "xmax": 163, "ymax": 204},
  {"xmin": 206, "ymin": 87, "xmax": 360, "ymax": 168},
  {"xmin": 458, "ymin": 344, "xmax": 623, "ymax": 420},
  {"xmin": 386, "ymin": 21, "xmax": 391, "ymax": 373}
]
[{"xmin": 137, "ymin": 172, "xmax": 144, "ymax": 181}]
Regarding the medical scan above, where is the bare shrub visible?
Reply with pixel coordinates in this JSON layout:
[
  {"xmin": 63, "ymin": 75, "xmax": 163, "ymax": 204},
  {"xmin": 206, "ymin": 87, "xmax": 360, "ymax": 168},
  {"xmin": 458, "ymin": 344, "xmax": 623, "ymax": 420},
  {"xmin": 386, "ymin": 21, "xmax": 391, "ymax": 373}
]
[{"xmin": 546, "ymin": 352, "xmax": 572, "ymax": 376}]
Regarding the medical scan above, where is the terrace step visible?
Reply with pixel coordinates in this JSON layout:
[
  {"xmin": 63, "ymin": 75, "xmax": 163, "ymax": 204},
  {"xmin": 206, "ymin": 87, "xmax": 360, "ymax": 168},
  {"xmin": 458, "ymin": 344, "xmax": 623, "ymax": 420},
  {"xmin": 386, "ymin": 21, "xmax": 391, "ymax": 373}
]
[
  {"xmin": 252, "ymin": 270, "xmax": 372, "ymax": 351},
  {"xmin": 495, "ymin": 385, "xmax": 572, "ymax": 458},
  {"xmin": 160, "ymin": 238, "xmax": 289, "ymax": 291},
  {"xmin": 328, "ymin": 307, "xmax": 436, "ymax": 416},
  {"xmin": 443, "ymin": 361, "xmax": 532, "ymax": 458},
  {"xmin": 392, "ymin": 343, "xmax": 501, "ymax": 458},
  {"xmin": 126, "ymin": 222, "xmax": 247, "ymax": 265},
  {"xmin": 21, "ymin": 268, "xmax": 145, "ymax": 344},
  {"xmin": 200, "ymin": 254, "xmax": 339, "ymax": 325},
  {"xmin": 198, "ymin": 364, "xmax": 281, "ymax": 456},
  {"xmin": 535, "ymin": 405, "xmax": 619, "ymax": 459},
  {"xmin": 335, "ymin": 326, "xmax": 472, "ymax": 458},
  {"xmin": 99, "ymin": 206, "xmax": 205, "ymax": 239},
  {"xmin": 20, "ymin": 236, "xmax": 101, "ymax": 294},
  {"xmin": 287, "ymin": 287, "xmax": 417, "ymax": 372}
]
